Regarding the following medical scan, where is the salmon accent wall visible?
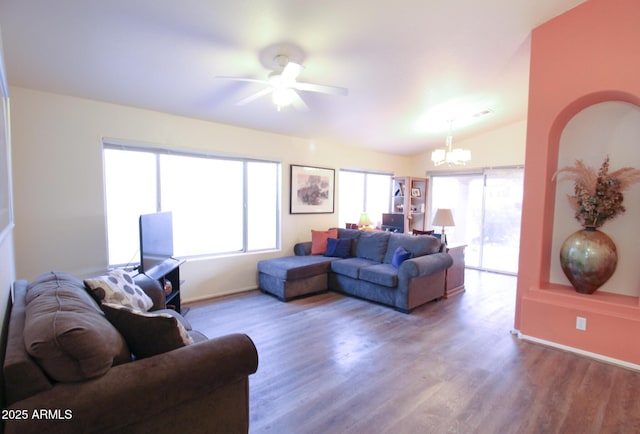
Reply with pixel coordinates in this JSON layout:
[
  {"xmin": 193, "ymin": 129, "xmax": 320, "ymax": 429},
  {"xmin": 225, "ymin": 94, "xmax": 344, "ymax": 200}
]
[{"xmin": 515, "ymin": 0, "xmax": 640, "ymax": 365}]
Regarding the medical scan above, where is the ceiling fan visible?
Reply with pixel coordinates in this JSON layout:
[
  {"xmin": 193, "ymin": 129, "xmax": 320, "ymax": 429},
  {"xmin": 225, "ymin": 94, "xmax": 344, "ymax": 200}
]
[{"xmin": 216, "ymin": 54, "xmax": 348, "ymax": 111}]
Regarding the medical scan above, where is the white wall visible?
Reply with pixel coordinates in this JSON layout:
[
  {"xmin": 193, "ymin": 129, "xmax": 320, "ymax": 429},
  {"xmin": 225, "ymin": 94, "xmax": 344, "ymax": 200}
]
[
  {"xmin": 412, "ymin": 120, "xmax": 527, "ymax": 174},
  {"xmin": 10, "ymin": 86, "xmax": 412, "ymax": 302},
  {"xmin": 0, "ymin": 229, "xmax": 15, "ymax": 324},
  {"xmin": 0, "ymin": 229, "xmax": 15, "ymax": 409}
]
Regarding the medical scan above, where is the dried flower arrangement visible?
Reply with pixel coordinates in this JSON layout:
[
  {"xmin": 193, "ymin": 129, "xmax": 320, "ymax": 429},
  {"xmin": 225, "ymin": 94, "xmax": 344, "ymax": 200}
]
[{"xmin": 553, "ymin": 156, "xmax": 640, "ymax": 228}]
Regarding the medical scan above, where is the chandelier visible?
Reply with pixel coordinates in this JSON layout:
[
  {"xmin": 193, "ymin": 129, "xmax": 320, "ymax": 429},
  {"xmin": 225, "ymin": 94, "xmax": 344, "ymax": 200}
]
[{"xmin": 431, "ymin": 122, "xmax": 471, "ymax": 166}]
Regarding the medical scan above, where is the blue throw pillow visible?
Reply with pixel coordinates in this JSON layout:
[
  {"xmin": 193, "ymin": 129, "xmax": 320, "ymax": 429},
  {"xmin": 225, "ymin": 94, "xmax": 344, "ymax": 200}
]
[
  {"xmin": 392, "ymin": 246, "xmax": 412, "ymax": 268},
  {"xmin": 325, "ymin": 238, "xmax": 351, "ymax": 258}
]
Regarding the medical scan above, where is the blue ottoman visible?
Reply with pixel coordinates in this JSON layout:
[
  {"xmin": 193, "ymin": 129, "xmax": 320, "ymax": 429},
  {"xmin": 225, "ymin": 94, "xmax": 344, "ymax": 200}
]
[{"xmin": 257, "ymin": 255, "xmax": 338, "ymax": 301}]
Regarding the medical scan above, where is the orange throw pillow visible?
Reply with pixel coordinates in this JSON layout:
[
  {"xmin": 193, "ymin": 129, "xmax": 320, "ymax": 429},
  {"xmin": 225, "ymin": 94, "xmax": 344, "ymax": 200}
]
[{"xmin": 311, "ymin": 229, "xmax": 338, "ymax": 255}]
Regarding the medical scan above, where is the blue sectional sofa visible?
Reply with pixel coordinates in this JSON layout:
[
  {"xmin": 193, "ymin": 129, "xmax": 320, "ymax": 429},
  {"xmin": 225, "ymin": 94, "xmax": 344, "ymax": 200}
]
[{"xmin": 257, "ymin": 228, "xmax": 453, "ymax": 313}]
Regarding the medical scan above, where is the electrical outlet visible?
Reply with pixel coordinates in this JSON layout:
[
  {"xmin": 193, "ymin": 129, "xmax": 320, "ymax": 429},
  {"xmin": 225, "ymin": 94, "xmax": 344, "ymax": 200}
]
[{"xmin": 576, "ymin": 316, "xmax": 587, "ymax": 331}]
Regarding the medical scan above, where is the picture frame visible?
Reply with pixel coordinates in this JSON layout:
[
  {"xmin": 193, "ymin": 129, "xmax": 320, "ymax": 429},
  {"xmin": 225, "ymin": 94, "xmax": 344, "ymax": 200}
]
[
  {"xmin": 290, "ymin": 164, "xmax": 335, "ymax": 214},
  {"xmin": 0, "ymin": 37, "xmax": 13, "ymax": 245},
  {"xmin": 411, "ymin": 187, "xmax": 421, "ymax": 197}
]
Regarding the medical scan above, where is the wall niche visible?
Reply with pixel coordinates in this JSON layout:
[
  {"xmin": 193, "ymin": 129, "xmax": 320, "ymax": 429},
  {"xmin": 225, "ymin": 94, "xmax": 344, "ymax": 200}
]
[{"xmin": 550, "ymin": 101, "xmax": 640, "ymax": 297}]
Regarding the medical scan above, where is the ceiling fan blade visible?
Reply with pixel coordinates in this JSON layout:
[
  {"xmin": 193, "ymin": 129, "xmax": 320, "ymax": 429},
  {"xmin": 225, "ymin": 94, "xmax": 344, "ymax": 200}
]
[
  {"xmin": 294, "ymin": 82, "xmax": 348, "ymax": 96},
  {"xmin": 236, "ymin": 87, "xmax": 273, "ymax": 106},
  {"xmin": 215, "ymin": 76, "xmax": 270, "ymax": 86},
  {"xmin": 281, "ymin": 62, "xmax": 304, "ymax": 81},
  {"xmin": 291, "ymin": 91, "xmax": 310, "ymax": 112}
]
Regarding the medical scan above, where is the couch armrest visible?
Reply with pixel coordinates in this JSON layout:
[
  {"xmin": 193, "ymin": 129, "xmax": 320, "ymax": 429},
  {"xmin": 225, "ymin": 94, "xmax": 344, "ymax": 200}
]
[
  {"xmin": 133, "ymin": 272, "xmax": 166, "ymax": 310},
  {"xmin": 5, "ymin": 333, "xmax": 259, "ymax": 434},
  {"xmin": 394, "ymin": 252, "xmax": 452, "ymax": 312},
  {"xmin": 294, "ymin": 241, "xmax": 312, "ymax": 256},
  {"xmin": 399, "ymin": 252, "xmax": 453, "ymax": 279}
]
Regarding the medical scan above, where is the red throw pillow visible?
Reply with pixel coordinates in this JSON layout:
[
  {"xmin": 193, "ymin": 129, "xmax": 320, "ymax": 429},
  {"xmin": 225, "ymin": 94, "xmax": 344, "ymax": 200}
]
[{"xmin": 311, "ymin": 229, "xmax": 338, "ymax": 255}]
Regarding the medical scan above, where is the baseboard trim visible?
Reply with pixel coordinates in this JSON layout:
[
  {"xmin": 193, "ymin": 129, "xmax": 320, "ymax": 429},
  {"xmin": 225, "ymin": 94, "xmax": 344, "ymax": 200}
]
[
  {"xmin": 517, "ymin": 331, "xmax": 640, "ymax": 372},
  {"xmin": 184, "ymin": 287, "xmax": 258, "ymax": 305}
]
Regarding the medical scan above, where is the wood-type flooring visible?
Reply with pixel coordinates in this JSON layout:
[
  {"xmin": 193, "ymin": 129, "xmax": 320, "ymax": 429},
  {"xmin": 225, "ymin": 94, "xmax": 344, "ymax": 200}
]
[{"xmin": 186, "ymin": 270, "xmax": 640, "ymax": 434}]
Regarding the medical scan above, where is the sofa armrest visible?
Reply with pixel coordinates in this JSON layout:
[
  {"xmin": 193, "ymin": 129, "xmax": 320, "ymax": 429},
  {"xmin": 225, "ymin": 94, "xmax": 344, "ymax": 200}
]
[
  {"xmin": 5, "ymin": 333, "xmax": 259, "ymax": 434},
  {"xmin": 294, "ymin": 241, "xmax": 312, "ymax": 256},
  {"xmin": 133, "ymin": 272, "xmax": 166, "ymax": 310},
  {"xmin": 394, "ymin": 252, "xmax": 452, "ymax": 312},
  {"xmin": 399, "ymin": 252, "xmax": 453, "ymax": 279}
]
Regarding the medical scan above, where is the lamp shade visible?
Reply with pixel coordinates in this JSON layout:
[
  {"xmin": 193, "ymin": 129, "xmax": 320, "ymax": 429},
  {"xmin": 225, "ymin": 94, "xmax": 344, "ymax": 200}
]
[
  {"xmin": 431, "ymin": 149, "xmax": 446, "ymax": 163},
  {"xmin": 359, "ymin": 212, "xmax": 372, "ymax": 227},
  {"xmin": 432, "ymin": 208, "xmax": 455, "ymax": 227}
]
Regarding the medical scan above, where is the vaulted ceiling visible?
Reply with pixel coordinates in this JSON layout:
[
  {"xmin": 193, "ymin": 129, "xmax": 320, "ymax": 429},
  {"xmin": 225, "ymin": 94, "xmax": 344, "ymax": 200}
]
[{"xmin": 0, "ymin": 0, "xmax": 585, "ymax": 155}]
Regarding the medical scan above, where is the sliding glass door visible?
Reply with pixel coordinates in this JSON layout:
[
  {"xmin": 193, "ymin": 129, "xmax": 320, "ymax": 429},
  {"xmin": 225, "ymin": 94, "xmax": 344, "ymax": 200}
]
[
  {"xmin": 430, "ymin": 168, "xmax": 523, "ymax": 274},
  {"xmin": 430, "ymin": 173, "xmax": 484, "ymax": 267},
  {"xmin": 481, "ymin": 169, "xmax": 524, "ymax": 273}
]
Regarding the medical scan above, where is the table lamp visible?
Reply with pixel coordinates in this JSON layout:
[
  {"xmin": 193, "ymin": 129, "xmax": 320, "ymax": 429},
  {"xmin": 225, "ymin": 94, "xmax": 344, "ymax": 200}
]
[
  {"xmin": 358, "ymin": 212, "xmax": 372, "ymax": 229},
  {"xmin": 432, "ymin": 208, "xmax": 455, "ymax": 245}
]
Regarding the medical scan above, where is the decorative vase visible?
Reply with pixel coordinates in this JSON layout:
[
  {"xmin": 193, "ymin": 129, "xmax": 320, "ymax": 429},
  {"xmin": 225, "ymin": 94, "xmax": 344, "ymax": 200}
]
[{"xmin": 559, "ymin": 226, "xmax": 617, "ymax": 294}]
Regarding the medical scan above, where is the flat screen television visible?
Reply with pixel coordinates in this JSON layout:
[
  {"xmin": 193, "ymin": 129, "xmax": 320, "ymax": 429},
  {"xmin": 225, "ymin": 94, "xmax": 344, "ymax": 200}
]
[
  {"xmin": 381, "ymin": 213, "xmax": 404, "ymax": 233},
  {"xmin": 139, "ymin": 211, "xmax": 174, "ymax": 273}
]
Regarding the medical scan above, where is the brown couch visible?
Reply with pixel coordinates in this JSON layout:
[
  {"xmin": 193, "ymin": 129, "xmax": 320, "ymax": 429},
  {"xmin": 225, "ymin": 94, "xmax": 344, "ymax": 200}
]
[{"xmin": 2, "ymin": 271, "xmax": 258, "ymax": 434}]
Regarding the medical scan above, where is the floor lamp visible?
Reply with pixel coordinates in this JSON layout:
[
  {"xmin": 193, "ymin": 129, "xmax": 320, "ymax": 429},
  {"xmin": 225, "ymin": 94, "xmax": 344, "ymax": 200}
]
[{"xmin": 432, "ymin": 208, "xmax": 455, "ymax": 245}]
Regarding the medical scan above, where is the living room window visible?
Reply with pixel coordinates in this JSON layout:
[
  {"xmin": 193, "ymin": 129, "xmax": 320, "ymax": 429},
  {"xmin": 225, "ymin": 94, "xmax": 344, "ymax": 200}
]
[
  {"xmin": 338, "ymin": 170, "xmax": 392, "ymax": 228},
  {"xmin": 103, "ymin": 144, "xmax": 280, "ymax": 266}
]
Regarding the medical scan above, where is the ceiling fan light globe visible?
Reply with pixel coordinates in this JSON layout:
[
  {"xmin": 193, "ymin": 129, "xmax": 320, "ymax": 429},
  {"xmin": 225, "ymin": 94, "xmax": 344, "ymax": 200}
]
[
  {"xmin": 272, "ymin": 87, "xmax": 296, "ymax": 108},
  {"xmin": 221, "ymin": 53, "xmax": 347, "ymax": 110}
]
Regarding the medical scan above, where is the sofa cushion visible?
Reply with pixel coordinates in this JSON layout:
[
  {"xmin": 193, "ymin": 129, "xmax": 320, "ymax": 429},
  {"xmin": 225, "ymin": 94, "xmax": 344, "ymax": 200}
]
[
  {"xmin": 336, "ymin": 228, "xmax": 362, "ymax": 255},
  {"xmin": 359, "ymin": 263, "xmax": 399, "ymax": 288},
  {"xmin": 101, "ymin": 303, "xmax": 195, "ymax": 359},
  {"xmin": 337, "ymin": 228, "xmax": 362, "ymax": 239},
  {"xmin": 325, "ymin": 237, "xmax": 351, "ymax": 258},
  {"xmin": 3, "ymin": 280, "xmax": 53, "ymax": 405},
  {"xmin": 153, "ymin": 308, "xmax": 193, "ymax": 331},
  {"xmin": 392, "ymin": 246, "xmax": 412, "ymax": 268},
  {"xmin": 354, "ymin": 231, "xmax": 390, "ymax": 262},
  {"xmin": 258, "ymin": 255, "xmax": 336, "ymax": 280},
  {"xmin": 24, "ymin": 271, "xmax": 131, "ymax": 383},
  {"xmin": 84, "ymin": 269, "xmax": 154, "ymax": 311},
  {"xmin": 331, "ymin": 257, "xmax": 380, "ymax": 279},
  {"xmin": 383, "ymin": 232, "xmax": 441, "ymax": 264},
  {"xmin": 311, "ymin": 228, "xmax": 338, "ymax": 254}
]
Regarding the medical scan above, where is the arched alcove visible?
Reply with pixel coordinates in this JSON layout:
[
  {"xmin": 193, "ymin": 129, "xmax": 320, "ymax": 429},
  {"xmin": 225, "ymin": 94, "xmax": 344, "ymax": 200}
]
[
  {"xmin": 515, "ymin": 0, "xmax": 640, "ymax": 366},
  {"xmin": 549, "ymin": 101, "xmax": 640, "ymax": 296}
]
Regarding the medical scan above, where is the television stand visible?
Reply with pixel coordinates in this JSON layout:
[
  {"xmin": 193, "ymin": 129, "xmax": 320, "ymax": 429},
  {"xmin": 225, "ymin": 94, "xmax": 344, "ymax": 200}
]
[{"xmin": 144, "ymin": 257, "xmax": 186, "ymax": 314}]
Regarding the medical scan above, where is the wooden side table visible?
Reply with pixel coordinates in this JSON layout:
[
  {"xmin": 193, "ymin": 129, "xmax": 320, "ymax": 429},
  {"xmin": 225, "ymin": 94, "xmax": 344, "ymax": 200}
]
[{"xmin": 444, "ymin": 244, "xmax": 466, "ymax": 298}]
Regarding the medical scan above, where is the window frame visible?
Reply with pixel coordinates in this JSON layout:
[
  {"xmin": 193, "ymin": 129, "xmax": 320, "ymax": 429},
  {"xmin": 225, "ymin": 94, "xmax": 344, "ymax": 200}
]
[
  {"xmin": 338, "ymin": 168, "xmax": 392, "ymax": 228},
  {"xmin": 102, "ymin": 141, "xmax": 281, "ymax": 267}
]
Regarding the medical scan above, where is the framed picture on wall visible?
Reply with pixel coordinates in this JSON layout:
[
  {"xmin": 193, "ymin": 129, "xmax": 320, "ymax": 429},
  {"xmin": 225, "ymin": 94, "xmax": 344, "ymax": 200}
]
[
  {"xmin": 0, "ymin": 38, "xmax": 13, "ymax": 244},
  {"xmin": 290, "ymin": 164, "xmax": 335, "ymax": 214}
]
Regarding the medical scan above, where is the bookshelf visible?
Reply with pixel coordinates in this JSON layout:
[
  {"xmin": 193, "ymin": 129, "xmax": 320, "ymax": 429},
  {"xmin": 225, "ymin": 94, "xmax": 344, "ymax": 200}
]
[{"xmin": 391, "ymin": 176, "xmax": 429, "ymax": 233}]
